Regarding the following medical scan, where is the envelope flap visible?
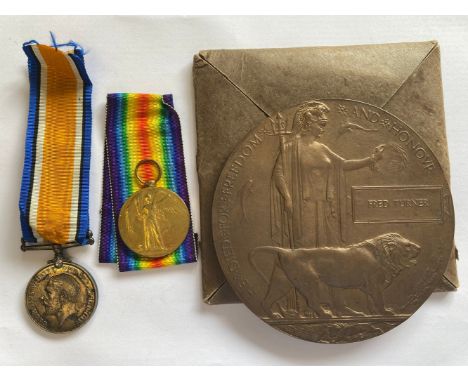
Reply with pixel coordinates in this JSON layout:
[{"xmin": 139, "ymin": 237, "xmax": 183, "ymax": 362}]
[
  {"xmin": 194, "ymin": 54, "xmax": 267, "ymax": 303},
  {"xmin": 383, "ymin": 44, "xmax": 450, "ymax": 177},
  {"xmin": 203, "ymin": 281, "xmax": 240, "ymax": 304},
  {"xmin": 381, "ymin": 44, "xmax": 459, "ymax": 288},
  {"xmin": 194, "ymin": 41, "xmax": 458, "ymax": 305},
  {"xmin": 199, "ymin": 41, "xmax": 437, "ymax": 116}
]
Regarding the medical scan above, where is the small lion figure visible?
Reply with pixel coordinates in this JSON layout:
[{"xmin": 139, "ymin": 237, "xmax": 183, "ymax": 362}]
[{"xmin": 250, "ymin": 233, "xmax": 420, "ymax": 318}]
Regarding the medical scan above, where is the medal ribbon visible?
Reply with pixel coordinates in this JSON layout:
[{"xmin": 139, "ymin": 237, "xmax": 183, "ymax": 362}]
[
  {"xmin": 100, "ymin": 93, "xmax": 197, "ymax": 271},
  {"xmin": 20, "ymin": 41, "xmax": 92, "ymax": 245}
]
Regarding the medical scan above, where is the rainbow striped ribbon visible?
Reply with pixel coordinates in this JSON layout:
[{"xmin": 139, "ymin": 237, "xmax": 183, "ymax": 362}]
[
  {"xmin": 100, "ymin": 93, "xmax": 197, "ymax": 271},
  {"xmin": 19, "ymin": 41, "xmax": 92, "ymax": 246}
]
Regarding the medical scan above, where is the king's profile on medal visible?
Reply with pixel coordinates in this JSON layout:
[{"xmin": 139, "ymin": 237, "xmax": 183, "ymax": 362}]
[{"xmin": 41, "ymin": 273, "xmax": 83, "ymax": 328}]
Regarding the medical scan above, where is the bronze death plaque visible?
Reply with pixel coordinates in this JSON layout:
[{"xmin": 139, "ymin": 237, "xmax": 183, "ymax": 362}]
[{"xmin": 212, "ymin": 99, "xmax": 454, "ymax": 343}]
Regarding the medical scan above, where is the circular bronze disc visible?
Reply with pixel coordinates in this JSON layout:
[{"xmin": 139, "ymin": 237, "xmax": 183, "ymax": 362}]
[
  {"xmin": 118, "ymin": 187, "xmax": 190, "ymax": 258},
  {"xmin": 212, "ymin": 99, "xmax": 454, "ymax": 343},
  {"xmin": 25, "ymin": 261, "xmax": 97, "ymax": 333}
]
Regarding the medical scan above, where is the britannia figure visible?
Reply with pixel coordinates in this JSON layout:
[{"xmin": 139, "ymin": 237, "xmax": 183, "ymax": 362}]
[{"xmin": 271, "ymin": 101, "xmax": 384, "ymax": 249}]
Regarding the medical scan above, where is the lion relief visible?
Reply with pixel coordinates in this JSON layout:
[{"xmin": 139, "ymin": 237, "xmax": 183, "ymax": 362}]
[{"xmin": 250, "ymin": 233, "xmax": 420, "ymax": 318}]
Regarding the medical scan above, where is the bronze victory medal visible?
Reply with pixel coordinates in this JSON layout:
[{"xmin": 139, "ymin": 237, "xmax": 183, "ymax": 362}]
[
  {"xmin": 25, "ymin": 261, "xmax": 97, "ymax": 333},
  {"xmin": 118, "ymin": 187, "xmax": 190, "ymax": 258},
  {"xmin": 118, "ymin": 159, "xmax": 190, "ymax": 258},
  {"xmin": 212, "ymin": 99, "xmax": 454, "ymax": 343}
]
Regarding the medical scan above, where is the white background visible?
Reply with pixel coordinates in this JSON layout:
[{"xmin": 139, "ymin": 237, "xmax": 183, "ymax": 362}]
[{"xmin": 0, "ymin": 15, "xmax": 467, "ymax": 366}]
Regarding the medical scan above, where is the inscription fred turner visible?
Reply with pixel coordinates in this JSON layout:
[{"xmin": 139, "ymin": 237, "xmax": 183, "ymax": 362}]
[
  {"xmin": 368, "ymin": 199, "xmax": 430, "ymax": 208},
  {"xmin": 353, "ymin": 186, "xmax": 443, "ymax": 223}
]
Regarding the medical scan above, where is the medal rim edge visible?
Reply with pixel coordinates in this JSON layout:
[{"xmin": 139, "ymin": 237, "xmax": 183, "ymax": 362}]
[
  {"xmin": 24, "ymin": 261, "xmax": 98, "ymax": 334},
  {"xmin": 117, "ymin": 187, "xmax": 191, "ymax": 258},
  {"xmin": 210, "ymin": 98, "xmax": 456, "ymax": 343}
]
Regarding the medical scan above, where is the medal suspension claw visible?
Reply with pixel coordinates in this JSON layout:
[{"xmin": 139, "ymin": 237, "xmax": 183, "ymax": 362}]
[{"xmin": 49, "ymin": 245, "xmax": 65, "ymax": 268}]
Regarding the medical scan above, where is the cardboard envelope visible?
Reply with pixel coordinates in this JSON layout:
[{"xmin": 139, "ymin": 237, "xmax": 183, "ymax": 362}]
[{"xmin": 193, "ymin": 41, "xmax": 459, "ymax": 304}]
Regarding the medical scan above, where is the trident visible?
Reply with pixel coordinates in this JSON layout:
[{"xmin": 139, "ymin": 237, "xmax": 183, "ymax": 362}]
[
  {"xmin": 268, "ymin": 112, "xmax": 298, "ymax": 315},
  {"xmin": 267, "ymin": 112, "xmax": 294, "ymax": 249}
]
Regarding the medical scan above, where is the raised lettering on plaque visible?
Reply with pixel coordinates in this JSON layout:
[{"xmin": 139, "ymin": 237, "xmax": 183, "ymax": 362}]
[{"xmin": 212, "ymin": 99, "xmax": 454, "ymax": 344}]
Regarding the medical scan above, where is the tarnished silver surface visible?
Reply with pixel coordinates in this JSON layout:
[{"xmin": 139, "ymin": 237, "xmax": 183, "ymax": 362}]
[{"xmin": 212, "ymin": 99, "xmax": 454, "ymax": 343}]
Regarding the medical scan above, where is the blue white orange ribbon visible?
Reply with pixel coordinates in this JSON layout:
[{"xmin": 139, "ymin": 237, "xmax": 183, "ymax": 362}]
[
  {"xmin": 19, "ymin": 41, "xmax": 92, "ymax": 245},
  {"xmin": 99, "ymin": 93, "xmax": 197, "ymax": 271}
]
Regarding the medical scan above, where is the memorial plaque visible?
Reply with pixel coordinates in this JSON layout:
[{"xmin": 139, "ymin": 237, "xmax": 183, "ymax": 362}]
[
  {"xmin": 212, "ymin": 99, "xmax": 454, "ymax": 343},
  {"xmin": 193, "ymin": 42, "xmax": 458, "ymax": 305}
]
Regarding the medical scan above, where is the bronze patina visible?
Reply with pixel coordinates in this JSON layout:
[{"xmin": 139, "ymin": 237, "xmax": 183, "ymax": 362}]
[
  {"xmin": 194, "ymin": 42, "xmax": 458, "ymax": 305},
  {"xmin": 25, "ymin": 261, "xmax": 97, "ymax": 333},
  {"xmin": 212, "ymin": 99, "xmax": 454, "ymax": 343},
  {"xmin": 118, "ymin": 159, "xmax": 190, "ymax": 258}
]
